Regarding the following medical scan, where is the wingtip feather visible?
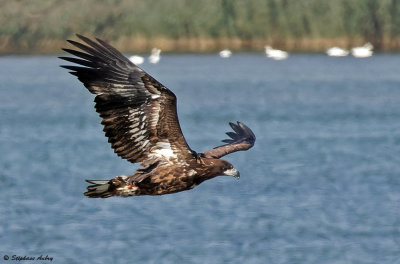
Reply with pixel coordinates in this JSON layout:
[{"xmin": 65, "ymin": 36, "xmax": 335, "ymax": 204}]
[{"xmin": 222, "ymin": 121, "xmax": 256, "ymax": 144}]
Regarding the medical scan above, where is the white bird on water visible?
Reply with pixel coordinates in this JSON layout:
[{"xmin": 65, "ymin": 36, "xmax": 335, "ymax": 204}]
[
  {"xmin": 264, "ymin": 46, "xmax": 288, "ymax": 60},
  {"xmin": 326, "ymin": 47, "xmax": 349, "ymax": 57},
  {"xmin": 351, "ymin": 43, "xmax": 373, "ymax": 58},
  {"xmin": 129, "ymin": 55, "xmax": 144, "ymax": 65},
  {"xmin": 149, "ymin": 48, "xmax": 161, "ymax": 64},
  {"xmin": 219, "ymin": 49, "xmax": 232, "ymax": 58}
]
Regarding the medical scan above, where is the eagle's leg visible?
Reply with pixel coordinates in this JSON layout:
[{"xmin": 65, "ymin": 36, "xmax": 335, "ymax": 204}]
[{"xmin": 127, "ymin": 183, "xmax": 137, "ymax": 189}]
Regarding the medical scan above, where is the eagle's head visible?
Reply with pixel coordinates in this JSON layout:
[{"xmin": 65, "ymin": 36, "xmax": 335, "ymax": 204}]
[
  {"xmin": 222, "ymin": 165, "xmax": 240, "ymax": 179},
  {"xmin": 202, "ymin": 159, "xmax": 240, "ymax": 179},
  {"xmin": 220, "ymin": 161, "xmax": 240, "ymax": 179}
]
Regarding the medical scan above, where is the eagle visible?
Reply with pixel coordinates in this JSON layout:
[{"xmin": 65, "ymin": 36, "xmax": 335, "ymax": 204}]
[{"xmin": 60, "ymin": 35, "xmax": 256, "ymax": 198}]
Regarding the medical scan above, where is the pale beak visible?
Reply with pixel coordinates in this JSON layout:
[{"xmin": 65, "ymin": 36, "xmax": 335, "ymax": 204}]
[{"xmin": 223, "ymin": 168, "xmax": 240, "ymax": 179}]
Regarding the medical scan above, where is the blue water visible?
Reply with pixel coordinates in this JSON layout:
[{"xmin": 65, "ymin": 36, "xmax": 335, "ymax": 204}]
[{"xmin": 0, "ymin": 53, "xmax": 399, "ymax": 263}]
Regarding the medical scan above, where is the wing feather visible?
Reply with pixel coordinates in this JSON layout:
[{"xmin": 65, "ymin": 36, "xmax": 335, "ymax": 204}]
[
  {"xmin": 202, "ymin": 121, "xmax": 256, "ymax": 159},
  {"xmin": 60, "ymin": 35, "xmax": 193, "ymax": 166}
]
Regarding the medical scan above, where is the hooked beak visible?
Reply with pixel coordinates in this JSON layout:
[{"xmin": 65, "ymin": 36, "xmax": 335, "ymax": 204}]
[{"xmin": 223, "ymin": 168, "xmax": 240, "ymax": 179}]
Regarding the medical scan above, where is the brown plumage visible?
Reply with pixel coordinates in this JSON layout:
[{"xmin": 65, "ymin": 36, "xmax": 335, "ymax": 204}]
[{"xmin": 60, "ymin": 35, "xmax": 256, "ymax": 198}]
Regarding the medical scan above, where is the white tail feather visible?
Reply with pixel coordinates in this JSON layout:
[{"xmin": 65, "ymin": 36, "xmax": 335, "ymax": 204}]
[{"xmin": 84, "ymin": 180, "xmax": 113, "ymax": 198}]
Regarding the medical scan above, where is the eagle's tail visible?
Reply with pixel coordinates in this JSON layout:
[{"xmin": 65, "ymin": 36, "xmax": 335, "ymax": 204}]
[{"xmin": 84, "ymin": 176, "xmax": 138, "ymax": 198}]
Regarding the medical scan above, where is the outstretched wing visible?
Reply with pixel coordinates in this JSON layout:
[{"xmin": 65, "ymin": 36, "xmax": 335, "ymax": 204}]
[
  {"xmin": 60, "ymin": 35, "xmax": 193, "ymax": 166},
  {"xmin": 202, "ymin": 121, "xmax": 256, "ymax": 159}
]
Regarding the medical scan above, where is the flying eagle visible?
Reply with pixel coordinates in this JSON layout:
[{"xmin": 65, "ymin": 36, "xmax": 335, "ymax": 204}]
[{"xmin": 60, "ymin": 35, "xmax": 256, "ymax": 198}]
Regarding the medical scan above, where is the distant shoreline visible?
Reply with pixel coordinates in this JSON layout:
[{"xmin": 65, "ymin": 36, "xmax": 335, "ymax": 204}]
[
  {"xmin": 1, "ymin": 36, "xmax": 400, "ymax": 55},
  {"xmin": 3, "ymin": 0, "xmax": 400, "ymax": 55}
]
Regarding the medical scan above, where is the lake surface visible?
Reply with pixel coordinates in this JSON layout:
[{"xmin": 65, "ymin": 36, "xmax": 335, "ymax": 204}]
[{"xmin": 0, "ymin": 53, "xmax": 399, "ymax": 263}]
